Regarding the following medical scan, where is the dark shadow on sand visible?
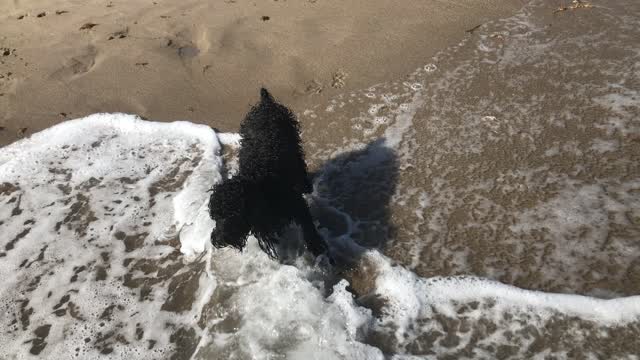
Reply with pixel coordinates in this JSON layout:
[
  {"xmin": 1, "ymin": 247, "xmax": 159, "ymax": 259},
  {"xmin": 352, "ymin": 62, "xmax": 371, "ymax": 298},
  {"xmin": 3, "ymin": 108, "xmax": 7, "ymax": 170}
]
[{"xmin": 310, "ymin": 138, "xmax": 398, "ymax": 266}]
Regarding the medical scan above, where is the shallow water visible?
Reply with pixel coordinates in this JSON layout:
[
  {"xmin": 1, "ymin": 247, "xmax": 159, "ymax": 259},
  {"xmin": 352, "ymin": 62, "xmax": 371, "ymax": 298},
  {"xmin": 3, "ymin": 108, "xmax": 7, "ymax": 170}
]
[
  {"xmin": 2, "ymin": 0, "xmax": 640, "ymax": 358},
  {"xmin": 302, "ymin": 0, "xmax": 640, "ymax": 299}
]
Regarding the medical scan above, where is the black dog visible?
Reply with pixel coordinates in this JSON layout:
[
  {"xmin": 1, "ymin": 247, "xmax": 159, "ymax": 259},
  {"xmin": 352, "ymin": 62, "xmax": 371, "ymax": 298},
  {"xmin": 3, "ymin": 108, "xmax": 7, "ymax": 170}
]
[{"xmin": 209, "ymin": 88, "xmax": 328, "ymax": 258}]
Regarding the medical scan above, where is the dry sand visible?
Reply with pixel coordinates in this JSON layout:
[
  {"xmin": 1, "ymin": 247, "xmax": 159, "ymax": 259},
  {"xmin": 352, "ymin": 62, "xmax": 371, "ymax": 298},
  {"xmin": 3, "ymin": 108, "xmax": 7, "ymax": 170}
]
[{"xmin": 0, "ymin": 0, "xmax": 524, "ymax": 146}]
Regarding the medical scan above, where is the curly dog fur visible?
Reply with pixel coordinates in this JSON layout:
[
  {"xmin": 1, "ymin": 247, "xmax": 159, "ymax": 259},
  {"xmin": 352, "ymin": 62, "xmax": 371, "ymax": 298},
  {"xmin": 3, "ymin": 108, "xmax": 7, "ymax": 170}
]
[{"xmin": 209, "ymin": 88, "xmax": 328, "ymax": 258}]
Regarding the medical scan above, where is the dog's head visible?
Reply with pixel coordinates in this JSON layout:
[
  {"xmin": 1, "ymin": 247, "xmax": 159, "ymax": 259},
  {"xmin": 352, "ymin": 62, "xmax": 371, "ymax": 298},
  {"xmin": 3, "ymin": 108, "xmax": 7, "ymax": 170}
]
[
  {"xmin": 244, "ymin": 88, "xmax": 300, "ymax": 131},
  {"xmin": 258, "ymin": 88, "xmax": 285, "ymax": 113},
  {"xmin": 239, "ymin": 88, "xmax": 311, "ymax": 194},
  {"xmin": 209, "ymin": 177, "xmax": 251, "ymax": 250}
]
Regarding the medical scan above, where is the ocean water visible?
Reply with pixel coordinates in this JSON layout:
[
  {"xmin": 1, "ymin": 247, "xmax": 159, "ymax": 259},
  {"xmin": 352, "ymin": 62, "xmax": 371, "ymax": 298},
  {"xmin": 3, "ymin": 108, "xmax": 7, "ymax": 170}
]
[
  {"xmin": 303, "ymin": 0, "xmax": 640, "ymax": 296},
  {"xmin": 2, "ymin": 0, "xmax": 640, "ymax": 358}
]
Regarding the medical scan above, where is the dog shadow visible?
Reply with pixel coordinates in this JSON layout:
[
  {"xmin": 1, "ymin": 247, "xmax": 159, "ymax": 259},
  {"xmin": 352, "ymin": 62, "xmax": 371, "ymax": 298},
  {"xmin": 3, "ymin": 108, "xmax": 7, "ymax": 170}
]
[{"xmin": 309, "ymin": 138, "xmax": 398, "ymax": 266}]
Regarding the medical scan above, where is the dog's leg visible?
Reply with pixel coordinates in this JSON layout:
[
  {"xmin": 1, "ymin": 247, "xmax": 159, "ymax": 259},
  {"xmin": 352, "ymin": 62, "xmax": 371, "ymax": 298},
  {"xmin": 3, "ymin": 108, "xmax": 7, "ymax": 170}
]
[
  {"xmin": 292, "ymin": 194, "xmax": 327, "ymax": 257},
  {"xmin": 255, "ymin": 233, "xmax": 279, "ymax": 259},
  {"xmin": 210, "ymin": 218, "xmax": 251, "ymax": 251}
]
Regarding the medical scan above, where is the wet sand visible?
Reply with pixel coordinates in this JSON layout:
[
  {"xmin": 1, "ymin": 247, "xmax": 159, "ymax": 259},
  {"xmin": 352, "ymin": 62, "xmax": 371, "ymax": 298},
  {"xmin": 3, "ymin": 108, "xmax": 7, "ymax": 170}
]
[
  {"xmin": 0, "ymin": 0, "xmax": 523, "ymax": 146},
  {"xmin": 301, "ymin": 0, "xmax": 640, "ymax": 297}
]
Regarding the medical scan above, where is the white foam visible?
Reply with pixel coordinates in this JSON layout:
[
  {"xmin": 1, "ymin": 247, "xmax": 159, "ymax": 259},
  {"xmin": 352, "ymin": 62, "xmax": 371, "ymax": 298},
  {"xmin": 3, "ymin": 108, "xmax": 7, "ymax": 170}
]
[
  {"xmin": 373, "ymin": 252, "xmax": 640, "ymax": 323},
  {"xmin": 2, "ymin": 113, "xmax": 640, "ymax": 359},
  {"xmin": 192, "ymin": 239, "xmax": 383, "ymax": 360},
  {"xmin": 360, "ymin": 251, "xmax": 640, "ymax": 356},
  {"xmin": 423, "ymin": 63, "xmax": 437, "ymax": 72},
  {"xmin": 215, "ymin": 132, "xmax": 242, "ymax": 148},
  {"xmin": 0, "ymin": 114, "xmax": 221, "ymax": 359}
]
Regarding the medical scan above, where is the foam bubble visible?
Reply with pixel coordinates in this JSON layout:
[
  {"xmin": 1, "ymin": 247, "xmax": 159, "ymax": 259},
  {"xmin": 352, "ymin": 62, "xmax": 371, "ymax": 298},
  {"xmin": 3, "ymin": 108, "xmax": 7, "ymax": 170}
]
[
  {"xmin": 423, "ymin": 63, "xmax": 437, "ymax": 72},
  {"xmin": 0, "ymin": 114, "xmax": 221, "ymax": 359}
]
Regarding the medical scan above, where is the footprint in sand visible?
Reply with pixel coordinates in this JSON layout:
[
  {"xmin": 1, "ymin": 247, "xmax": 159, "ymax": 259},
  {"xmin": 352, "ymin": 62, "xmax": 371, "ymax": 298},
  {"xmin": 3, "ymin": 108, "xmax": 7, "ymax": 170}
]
[
  {"xmin": 0, "ymin": 71, "xmax": 19, "ymax": 95},
  {"xmin": 166, "ymin": 38, "xmax": 201, "ymax": 59},
  {"xmin": 166, "ymin": 27, "xmax": 209, "ymax": 60},
  {"xmin": 79, "ymin": 23, "xmax": 98, "ymax": 31},
  {"xmin": 50, "ymin": 46, "xmax": 97, "ymax": 79},
  {"xmin": 178, "ymin": 46, "xmax": 200, "ymax": 58},
  {"xmin": 331, "ymin": 69, "xmax": 348, "ymax": 89},
  {"xmin": 108, "ymin": 28, "xmax": 128, "ymax": 40},
  {"xmin": 304, "ymin": 79, "xmax": 324, "ymax": 95}
]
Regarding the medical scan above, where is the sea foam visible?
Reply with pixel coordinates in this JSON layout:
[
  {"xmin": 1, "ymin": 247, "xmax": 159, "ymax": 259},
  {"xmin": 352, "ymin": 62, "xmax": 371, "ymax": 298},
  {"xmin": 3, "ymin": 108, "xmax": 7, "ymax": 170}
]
[{"xmin": 2, "ymin": 114, "xmax": 639, "ymax": 359}]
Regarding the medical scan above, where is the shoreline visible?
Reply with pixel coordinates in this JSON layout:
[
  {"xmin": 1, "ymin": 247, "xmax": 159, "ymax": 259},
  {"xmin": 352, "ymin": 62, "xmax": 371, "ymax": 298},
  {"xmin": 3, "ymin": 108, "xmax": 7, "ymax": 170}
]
[{"xmin": 0, "ymin": 0, "xmax": 525, "ymax": 147}]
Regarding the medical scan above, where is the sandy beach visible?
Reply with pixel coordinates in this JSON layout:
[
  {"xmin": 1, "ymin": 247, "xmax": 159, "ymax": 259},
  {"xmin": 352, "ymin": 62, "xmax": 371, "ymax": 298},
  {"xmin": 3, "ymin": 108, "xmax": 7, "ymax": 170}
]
[
  {"xmin": 1, "ymin": 0, "xmax": 523, "ymax": 146},
  {"xmin": 3, "ymin": 0, "xmax": 640, "ymax": 358}
]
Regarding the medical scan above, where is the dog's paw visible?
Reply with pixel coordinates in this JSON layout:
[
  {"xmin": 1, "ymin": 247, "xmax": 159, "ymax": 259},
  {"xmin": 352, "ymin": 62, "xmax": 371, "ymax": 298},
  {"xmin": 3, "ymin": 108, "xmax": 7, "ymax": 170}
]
[{"xmin": 314, "ymin": 252, "xmax": 335, "ymax": 268}]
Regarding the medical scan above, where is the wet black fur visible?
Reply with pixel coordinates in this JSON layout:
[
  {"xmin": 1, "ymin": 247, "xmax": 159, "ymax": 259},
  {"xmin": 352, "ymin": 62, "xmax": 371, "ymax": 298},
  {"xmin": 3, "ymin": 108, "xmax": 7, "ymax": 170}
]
[{"xmin": 208, "ymin": 88, "xmax": 327, "ymax": 258}]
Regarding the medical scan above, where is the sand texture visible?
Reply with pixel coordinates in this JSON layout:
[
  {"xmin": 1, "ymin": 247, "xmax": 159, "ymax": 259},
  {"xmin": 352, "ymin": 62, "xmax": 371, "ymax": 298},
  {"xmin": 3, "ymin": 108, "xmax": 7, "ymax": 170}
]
[
  {"xmin": 0, "ymin": 0, "xmax": 523, "ymax": 145},
  {"xmin": 3, "ymin": 0, "xmax": 640, "ymax": 358}
]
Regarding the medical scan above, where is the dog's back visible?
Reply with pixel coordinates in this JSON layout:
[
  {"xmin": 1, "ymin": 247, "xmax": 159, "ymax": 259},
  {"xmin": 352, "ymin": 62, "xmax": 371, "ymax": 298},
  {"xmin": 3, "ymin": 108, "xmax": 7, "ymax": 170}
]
[
  {"xmin": 209, "ymin": 88, "xmax": 327, "ymax": 259},
  {"xmin": 238, "ymin": 88, "xmax": 312, "ymax": 194}
]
